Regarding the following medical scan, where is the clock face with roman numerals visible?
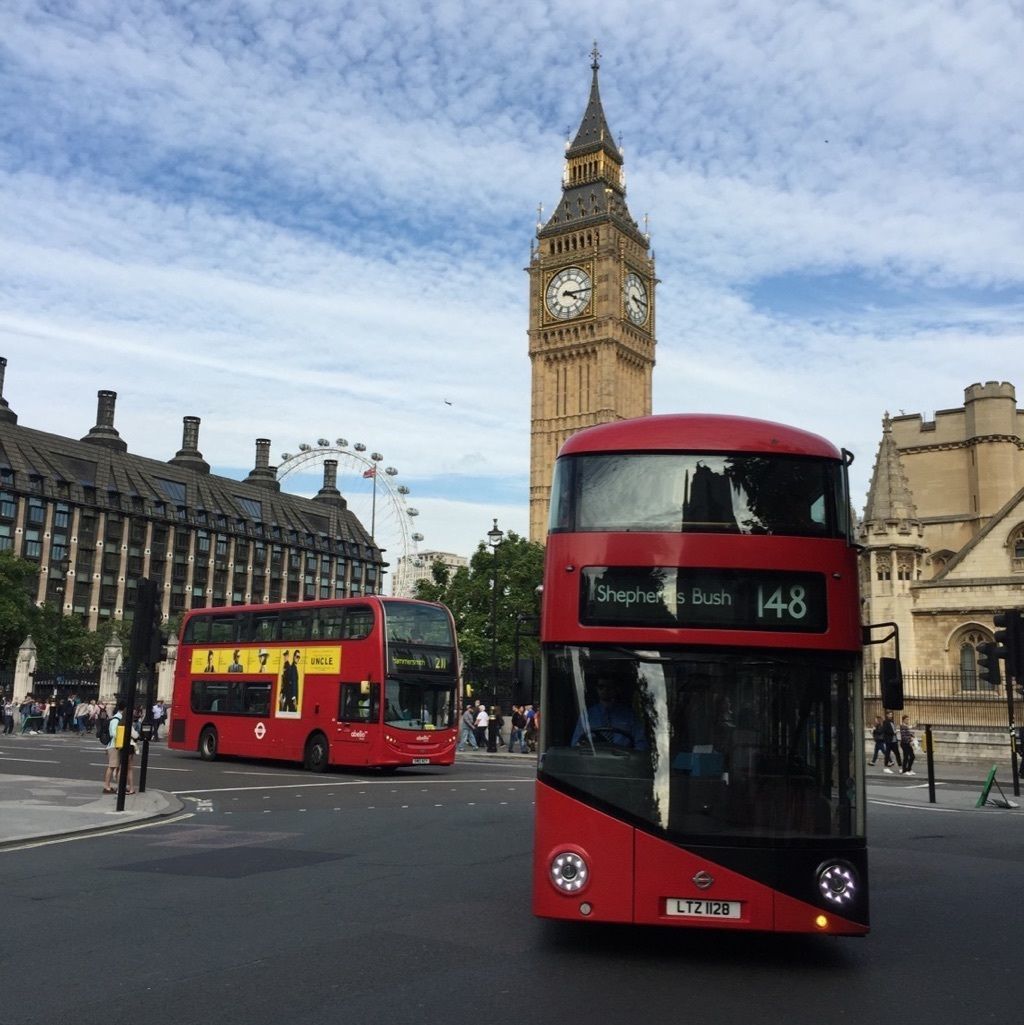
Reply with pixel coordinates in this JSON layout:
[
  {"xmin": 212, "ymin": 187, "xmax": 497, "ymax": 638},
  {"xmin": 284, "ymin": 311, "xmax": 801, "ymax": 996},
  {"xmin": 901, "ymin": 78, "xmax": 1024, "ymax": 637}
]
[
  {"xmin": 546, "ymin": 266, "xmax": 592, "ymax": 319},
  {"xmin": 623, "ymin": 272, "xmax": 648, "ymax": 325}
]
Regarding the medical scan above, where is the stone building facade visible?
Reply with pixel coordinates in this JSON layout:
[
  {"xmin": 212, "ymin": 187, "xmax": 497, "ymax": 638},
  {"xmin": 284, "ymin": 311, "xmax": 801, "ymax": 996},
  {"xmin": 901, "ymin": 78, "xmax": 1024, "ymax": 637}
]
[
  {"xmin": 0, "ymin": 358, "xmax": 383, "ymax": 633},
  {"xmin": 859, "ymin": 381, "xmax": 1024, "ymax": 687},
  {"xmin": 527, "ymin": 48, "xmax": 656, "ymax": 540},
  {"xmin": 393, "ymin": 550, "xmax": 469, "ymax": 599}
]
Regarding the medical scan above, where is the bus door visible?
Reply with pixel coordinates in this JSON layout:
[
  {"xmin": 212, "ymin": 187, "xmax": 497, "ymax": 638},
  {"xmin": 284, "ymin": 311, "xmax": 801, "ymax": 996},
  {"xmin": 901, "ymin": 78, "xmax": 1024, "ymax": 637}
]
[{"xmin": 336, "ymin": 680, "xmax": 380, "ymax": 763}]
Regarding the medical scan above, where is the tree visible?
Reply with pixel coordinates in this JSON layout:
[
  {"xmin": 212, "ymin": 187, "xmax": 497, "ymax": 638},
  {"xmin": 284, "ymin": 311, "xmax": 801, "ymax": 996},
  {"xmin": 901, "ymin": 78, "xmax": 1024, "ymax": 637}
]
[
  {"xmin": 0, "ymin": 552, "xmax": 38, "ymax": 666},
  {"xmin": 414, "ymin": 531, "xmax": 543, "ymax": 698},
  {"xmin": 32, "ymin": 603, "xmax": 111, "ymax": 671}
]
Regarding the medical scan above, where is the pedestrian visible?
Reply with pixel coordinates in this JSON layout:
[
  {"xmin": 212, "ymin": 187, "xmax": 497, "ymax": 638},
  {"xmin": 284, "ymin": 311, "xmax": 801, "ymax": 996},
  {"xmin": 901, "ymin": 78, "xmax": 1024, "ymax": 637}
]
[
  {"xmin": 2, "ymin": 695, "xmax": 13, "ymax": 734},
  {"xmin": 508, "ymin": 704, "xmax": 527, "ymax": 753},
  {"xmin": 899, "ymin": 716, "xmax": 917, "ymax": 775},
  {"xmin": 869, "ymin": 715, "xmax": 886, "ymax": 765},
  {"xmin": 457, "ymin": 704, "xmax": 478, "ymax": 751},
  {"xmin": 494, "ymin": 705, "xmax": 505, "ymax": 748},
  {"xmin": 103, "ymin": 700, "xmax": 137, "ymax": 794},
  {"xmin": 881, "ymin": 712, "xmax": 902, "ymax": 773},
  {"xmin": 474, "ymin": 704, "xmax": 488, "ymax": 750},
  {"xmin": 152, "ymin": 699, "xmax": 166, "ymax": 740},
  {"xmin": 486, "ymin": 706, "xmax": 500, "ymax": 753},
  {"xmin": 525, "ymin": 704, "xmax": 539, "ymax": 752}
]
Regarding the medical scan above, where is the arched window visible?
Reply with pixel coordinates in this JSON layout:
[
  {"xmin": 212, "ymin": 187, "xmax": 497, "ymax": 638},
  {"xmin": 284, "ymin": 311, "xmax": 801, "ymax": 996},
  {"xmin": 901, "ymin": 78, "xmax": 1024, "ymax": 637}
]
[
  {"xmin": 1010, "ymin": 524, "xmax": 1024, "ymax": 572},
  {"xmin": 958, "ymin": 628, "xmax": 991, "ymax": 691}
]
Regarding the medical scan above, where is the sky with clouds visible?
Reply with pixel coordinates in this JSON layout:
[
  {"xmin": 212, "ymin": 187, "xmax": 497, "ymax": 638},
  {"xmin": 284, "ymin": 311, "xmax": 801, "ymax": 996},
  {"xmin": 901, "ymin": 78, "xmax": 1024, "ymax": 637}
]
[{"xmin": 1, "ymin": 0, "xmax": 1022, "ymax": 582}]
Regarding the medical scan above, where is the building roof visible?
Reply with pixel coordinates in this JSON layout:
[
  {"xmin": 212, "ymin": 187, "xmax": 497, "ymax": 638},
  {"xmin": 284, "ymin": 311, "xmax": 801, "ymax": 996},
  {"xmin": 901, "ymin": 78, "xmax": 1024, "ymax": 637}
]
[{"xmin": 0, "ymin": 394, "xmax": 379, "ymax": 558}]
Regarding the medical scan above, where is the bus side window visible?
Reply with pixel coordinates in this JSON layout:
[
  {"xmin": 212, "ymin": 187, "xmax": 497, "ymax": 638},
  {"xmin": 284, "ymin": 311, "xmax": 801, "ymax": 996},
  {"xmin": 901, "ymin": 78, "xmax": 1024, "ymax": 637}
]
[
  {"xmin": 252, "ymin": 614, "xmax": 280, "ymax": 643},
  {"xmin": 318, "ymin": 610, "xmax": 344, "ymax": 640},
  {"xmin": 184, "ymin": 615, "xmax": 211, "ymax": 644},
  {"xmin": 341, "ymin": 606, "xmax": 374, "ymax": 640},
  {"xmin": 243, "ymin": 682, "xmax": 271, "ymax": 715},
  {"xmin": 339, "ymin": 682, "xmax": 378, "ymax": 722},
  {"xmin": 281, "ymin": 611, "xmax": 313, "ymax": 641},
  {"xmin": 210, "ymin": 616, "xmax": 240, "ymax": 644}
]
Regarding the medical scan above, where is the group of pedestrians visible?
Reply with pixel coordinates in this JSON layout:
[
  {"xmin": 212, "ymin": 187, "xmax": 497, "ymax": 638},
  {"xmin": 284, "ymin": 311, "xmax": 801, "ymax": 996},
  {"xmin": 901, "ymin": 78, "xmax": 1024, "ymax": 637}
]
[
  {"xmin": 870, "ymin": 711, "xmax": 918, "ymax": 775},
  {"xmin": 456, "ymin": 699, "xmax": 538, "ymax": 753},
  {"xmin": 1, "ymin": 694, "xmax": 168, "ymax": 740}
]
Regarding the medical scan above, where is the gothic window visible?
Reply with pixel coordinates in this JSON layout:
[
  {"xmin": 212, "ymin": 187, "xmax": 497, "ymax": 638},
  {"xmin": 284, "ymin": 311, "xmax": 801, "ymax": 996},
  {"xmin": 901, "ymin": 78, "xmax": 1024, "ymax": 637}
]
[
  {"xmin": 875, "ymin": 554, "xmax": 891, "ymax": 581},
  {"xmin": 1010, "ymin": 525, "xmax": 1024, "ymax": 572},
  {"xmin": 896, "ymin": 554, "xmax": 914, "ymax": 580},
  {"xmin": 958, "ymin": 628, "xmax": 992, "ymax": 691}
]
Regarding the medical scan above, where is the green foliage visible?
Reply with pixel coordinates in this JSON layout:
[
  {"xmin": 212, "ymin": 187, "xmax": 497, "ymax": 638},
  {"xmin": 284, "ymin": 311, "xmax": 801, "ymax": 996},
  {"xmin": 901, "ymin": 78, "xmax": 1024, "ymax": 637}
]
[
  {"xmin": 33, "ymin": 605, "xmax": 110, "ymax": 670},
  {"xmin": 0, "ymin": 552, "xmax": 38, "ymax": 666},
  {"xmin": 0, "ymin": 552, "xmax": 118, "ymax": 669},
  {"xmin": 414, "ymin": 531, "xmax": 543, "ymax": 689}
]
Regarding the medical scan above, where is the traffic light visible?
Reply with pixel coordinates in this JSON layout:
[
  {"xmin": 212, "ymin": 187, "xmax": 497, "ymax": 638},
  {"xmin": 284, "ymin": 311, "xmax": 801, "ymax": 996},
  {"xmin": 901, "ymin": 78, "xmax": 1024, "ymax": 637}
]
[
  {"xmin": 977, "ymin": 641, "xmax": 1002, "ymax": 688},
  {"xmin": 129, "ymin": 577, "xmax": 168, "ymax": 667},
  {"xmin": 993, "ymin": 609, "xmax": 1024, "ymax": 683}
]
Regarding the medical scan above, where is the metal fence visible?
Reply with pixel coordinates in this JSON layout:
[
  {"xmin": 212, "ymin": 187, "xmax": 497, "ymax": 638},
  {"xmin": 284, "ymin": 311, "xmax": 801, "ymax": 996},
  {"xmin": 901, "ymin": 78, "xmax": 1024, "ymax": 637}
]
[{"xmin": 864, "ymin": 670, "xmax": 1022, "ymax": 731}]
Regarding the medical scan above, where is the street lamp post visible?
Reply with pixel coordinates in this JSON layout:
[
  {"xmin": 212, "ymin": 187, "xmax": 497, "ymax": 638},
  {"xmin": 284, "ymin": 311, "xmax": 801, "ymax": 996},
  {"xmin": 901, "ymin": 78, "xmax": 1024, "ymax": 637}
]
[{"xmin": 487, "ymin": 518, "xmax": 504, "ymax": 715}]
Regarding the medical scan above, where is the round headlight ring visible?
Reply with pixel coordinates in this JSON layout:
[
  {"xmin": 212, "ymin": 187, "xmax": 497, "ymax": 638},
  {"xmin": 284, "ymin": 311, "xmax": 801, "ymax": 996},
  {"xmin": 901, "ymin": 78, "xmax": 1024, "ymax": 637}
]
[
  {"xmin": 550, "ymin": 851, "xmax": 589, "ymax": 893},
  {"xmin": 816, "ymin": 861, "xmax": 858, "ymax": 906}
]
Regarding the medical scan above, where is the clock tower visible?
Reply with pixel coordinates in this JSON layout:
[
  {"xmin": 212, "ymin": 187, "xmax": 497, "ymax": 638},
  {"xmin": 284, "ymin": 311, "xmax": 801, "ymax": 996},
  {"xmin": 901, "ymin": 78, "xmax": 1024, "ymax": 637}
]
[{"xmin": 527, "ymin": 46, "xmax": 656, "ymax": 540}]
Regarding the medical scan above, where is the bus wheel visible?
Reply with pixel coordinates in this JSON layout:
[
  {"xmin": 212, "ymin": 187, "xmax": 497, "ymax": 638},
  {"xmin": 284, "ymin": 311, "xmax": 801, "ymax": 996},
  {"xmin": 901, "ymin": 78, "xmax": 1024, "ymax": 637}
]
[
  {"xmin": 304, "ymin": 733, "xmax": 329, "ymax": 772},
  {"xmin": 199, "ymin": 726, "xmax": 218, "ymax": 761}
]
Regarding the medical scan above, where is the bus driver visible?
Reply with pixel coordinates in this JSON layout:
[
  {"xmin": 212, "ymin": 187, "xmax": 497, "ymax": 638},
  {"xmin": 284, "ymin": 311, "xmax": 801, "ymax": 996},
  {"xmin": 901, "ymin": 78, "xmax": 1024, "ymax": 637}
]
[{"xmin": 571, "ymin": 676, "xmax": 647, "ymax": 750}]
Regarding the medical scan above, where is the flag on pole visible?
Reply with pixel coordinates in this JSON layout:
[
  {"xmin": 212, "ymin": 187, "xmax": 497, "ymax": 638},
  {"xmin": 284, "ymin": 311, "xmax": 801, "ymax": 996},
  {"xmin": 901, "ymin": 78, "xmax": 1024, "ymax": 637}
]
[{"xmin": 362, "ymin": 466, "xmax": 376, "ymax": 479}]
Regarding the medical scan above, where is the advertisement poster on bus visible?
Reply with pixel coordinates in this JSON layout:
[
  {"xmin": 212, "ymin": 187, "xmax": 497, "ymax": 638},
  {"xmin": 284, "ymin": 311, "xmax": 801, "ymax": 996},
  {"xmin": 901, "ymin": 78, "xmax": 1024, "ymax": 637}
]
[{"xmin": 189, "ymin": 645, "xmax": 342, "ymax": 718}]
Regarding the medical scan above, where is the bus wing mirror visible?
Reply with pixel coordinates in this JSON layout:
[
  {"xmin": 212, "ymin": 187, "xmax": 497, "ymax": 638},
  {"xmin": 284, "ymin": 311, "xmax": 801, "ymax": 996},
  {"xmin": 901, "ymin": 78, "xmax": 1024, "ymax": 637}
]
[{"xmin": 879, "ymin": 657, "xmax": 904, "ymax": 710}]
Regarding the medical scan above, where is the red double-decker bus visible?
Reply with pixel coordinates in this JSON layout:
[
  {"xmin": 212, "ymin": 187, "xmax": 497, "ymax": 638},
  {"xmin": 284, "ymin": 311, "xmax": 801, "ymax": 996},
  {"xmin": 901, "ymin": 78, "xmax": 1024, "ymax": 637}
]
[
  {"xmin": 168, "ymin": 597, "xmax": 459, "ymax": 771},
  {"xmin": 533, "ymin": 414, "xmax": 870, "ymax": 934}
]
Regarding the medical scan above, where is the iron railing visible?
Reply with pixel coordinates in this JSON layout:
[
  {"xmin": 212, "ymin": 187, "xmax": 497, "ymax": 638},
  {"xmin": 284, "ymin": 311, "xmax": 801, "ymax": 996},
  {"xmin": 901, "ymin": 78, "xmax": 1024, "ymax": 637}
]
[{"xmin": 864, "ymin": 670, "xmax": 1022, "ymax": 731}]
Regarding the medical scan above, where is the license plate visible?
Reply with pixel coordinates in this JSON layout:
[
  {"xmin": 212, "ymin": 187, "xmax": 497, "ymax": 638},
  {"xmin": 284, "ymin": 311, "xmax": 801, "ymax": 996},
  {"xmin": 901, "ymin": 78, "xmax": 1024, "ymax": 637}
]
[
  {"xmin": 411, "ymin": 758, "xmax": 431, "ymax": 765},
  {"xmin": 665, "ymin": 898, "xmax": 741, "ymax": 919}
]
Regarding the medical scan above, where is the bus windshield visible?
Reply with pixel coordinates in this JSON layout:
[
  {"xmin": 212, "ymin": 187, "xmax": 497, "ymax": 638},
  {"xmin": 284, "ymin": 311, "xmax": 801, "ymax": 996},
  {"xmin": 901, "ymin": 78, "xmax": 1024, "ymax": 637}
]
[
  {"xmin": 550, "ymin": 452, "xmax": 848, "ymax": 537},
  {"xmin": 383, "ymin": 678, "xmax": 455, "ymax": 731},
  {"xmin": 540, "ymin": 645, "xmax": 862, "ymax": 841}
]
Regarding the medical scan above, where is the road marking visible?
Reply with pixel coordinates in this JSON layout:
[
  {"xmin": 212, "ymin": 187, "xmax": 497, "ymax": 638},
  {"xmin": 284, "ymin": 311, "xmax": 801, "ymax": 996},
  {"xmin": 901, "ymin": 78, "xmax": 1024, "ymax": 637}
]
[
  {"xmin": 172, "ymin": 776, "xmax": 534, "ymax": 795},
  {"xmin": 0, "ymin": 812, "xmax": 195, "ymax": 853},
  {"xmin": 0, "ymin": 757, "xmax": 61, "ymax": 764},
  {"xmin": 869, "ymin": 798, "xmax": 963, "ymax": 813}
]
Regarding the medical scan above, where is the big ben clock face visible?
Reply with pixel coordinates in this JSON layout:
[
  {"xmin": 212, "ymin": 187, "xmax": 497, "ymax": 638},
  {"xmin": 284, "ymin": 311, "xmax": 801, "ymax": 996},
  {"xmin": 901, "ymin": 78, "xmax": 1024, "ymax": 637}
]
[
  {"xmin": 546, "ymin": 266, "xmax": 592, "ymax": 320},
  {"xmin": 623, "ymin": 271, "xmax": 648, "ymax": 325}
]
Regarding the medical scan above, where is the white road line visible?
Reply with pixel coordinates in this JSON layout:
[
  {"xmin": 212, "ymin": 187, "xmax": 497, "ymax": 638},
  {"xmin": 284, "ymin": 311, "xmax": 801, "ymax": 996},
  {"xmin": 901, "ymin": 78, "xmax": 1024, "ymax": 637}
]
[
  {"xmin": 868, "ymin": 798, "xmax": 964, "ymax": 812},
  {"xmin": 0, "ymin": 757, "xmax": 60, "ymax": 764},
  {"xmin": 173, "ymin": 776, "xmax": 534, "ymax": 795},
  {"xmin": 0, "ymin": 812, "xmax": 196, "ymax": 853}
]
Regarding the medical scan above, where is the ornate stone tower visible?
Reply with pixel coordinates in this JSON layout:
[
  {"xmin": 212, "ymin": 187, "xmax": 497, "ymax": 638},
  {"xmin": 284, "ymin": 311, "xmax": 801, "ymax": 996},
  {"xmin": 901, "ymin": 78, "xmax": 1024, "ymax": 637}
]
[{"xmin": 527, "ymin": 47, "xmax": 656, "ymax": 540}]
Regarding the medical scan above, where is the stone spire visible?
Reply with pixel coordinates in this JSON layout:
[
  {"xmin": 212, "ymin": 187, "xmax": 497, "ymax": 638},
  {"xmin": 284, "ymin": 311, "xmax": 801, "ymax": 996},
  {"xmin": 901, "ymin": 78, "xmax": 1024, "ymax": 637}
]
[
  {"xmin": 863, "ymin": 413, "xmax": 919, "ymax": 527},
  {"xmin": 539, "ymin": 43, "xmax": 645, "ymax": 244}
]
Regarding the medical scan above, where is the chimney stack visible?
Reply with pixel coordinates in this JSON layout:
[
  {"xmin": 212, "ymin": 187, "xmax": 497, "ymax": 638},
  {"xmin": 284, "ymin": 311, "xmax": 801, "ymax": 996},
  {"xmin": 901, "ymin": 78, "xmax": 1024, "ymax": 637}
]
[
  {"xmin": 244, "ymin": 438, "xmax": 280, "ymax": 490},
  {"xmin": 314, "ymin": 458, "xmax": 346, "ymax": 506},
  {"xmin": 0, "ymin": 357, "xmax": 17, "ymax": 425},
  {"xmin": 168, "ymin": 415, "xmax": 211, "ymax": 473},
  {"xmin": 81, "ymin": 390, "xmax": 127, "ymax": 452}
]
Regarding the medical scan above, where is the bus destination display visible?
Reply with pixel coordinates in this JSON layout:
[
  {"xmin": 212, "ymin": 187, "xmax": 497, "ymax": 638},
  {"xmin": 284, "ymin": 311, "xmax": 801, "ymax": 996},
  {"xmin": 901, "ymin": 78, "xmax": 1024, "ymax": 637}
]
[{"xmin": 580, "ymin": 567, "xmax": 827, "ymax": 632}]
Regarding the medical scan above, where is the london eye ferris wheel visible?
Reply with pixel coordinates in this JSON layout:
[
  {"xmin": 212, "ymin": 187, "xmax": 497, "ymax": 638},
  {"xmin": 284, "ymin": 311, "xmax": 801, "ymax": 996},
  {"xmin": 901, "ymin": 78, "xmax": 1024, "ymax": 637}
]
[{"xmin": 276, "ymin": 439, "xmax": 424, "ymax": 596}]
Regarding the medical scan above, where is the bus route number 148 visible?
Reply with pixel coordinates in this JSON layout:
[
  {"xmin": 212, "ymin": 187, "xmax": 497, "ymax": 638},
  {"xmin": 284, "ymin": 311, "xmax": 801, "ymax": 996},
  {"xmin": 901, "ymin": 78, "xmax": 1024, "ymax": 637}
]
[{"xmin": 756, "ymin": 585, "xmax": 807, "ymax": 622}]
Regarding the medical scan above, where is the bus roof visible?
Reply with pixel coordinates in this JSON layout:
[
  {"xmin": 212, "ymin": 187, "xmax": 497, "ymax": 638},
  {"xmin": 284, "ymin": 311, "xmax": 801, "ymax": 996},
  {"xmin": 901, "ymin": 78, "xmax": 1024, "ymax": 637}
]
[{"xmin": 558, "ymin": 414, "xmax": 843, "ymax": 460}]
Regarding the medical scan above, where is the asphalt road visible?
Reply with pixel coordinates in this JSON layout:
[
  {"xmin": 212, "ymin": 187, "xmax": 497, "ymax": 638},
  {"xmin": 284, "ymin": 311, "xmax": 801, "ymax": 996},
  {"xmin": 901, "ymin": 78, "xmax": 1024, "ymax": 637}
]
[{"xmin": 3, "ymin": 736, "xmax": 1023, "ymax": 1025}]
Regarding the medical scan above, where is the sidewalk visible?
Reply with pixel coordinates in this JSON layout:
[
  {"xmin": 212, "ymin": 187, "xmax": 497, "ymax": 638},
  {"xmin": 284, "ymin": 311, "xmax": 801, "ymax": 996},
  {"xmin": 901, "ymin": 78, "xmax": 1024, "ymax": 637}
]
[
  {"xmin": 0, "ymin": 775, "xmax": 185, "ymax": 849},
  {"xmin": 458, "ymin": 746, "xmax": 1022, "ymax": 810}
]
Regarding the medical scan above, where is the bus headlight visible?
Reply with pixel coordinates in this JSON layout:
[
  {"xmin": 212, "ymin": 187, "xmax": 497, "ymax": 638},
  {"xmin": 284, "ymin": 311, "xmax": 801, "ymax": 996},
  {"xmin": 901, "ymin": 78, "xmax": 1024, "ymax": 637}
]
[
  {"xmin": 550, "ymin": 851, "xmax": 589, "ymax": 893},
  {"xmin": 816, "ymin": 861, "xmax": 857, "ymax": 905}
]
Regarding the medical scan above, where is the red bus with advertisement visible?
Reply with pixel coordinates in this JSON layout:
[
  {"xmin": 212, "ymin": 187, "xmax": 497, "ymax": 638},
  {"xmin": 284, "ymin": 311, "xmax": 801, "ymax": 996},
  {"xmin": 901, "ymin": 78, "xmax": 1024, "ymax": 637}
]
[
  {"xmin": 533, "ymin": 414, "xmax": 872, "ymax": 935},
  {"xmin": 168, "ymin": 597, "xmax": 460, "ymax": 771}
]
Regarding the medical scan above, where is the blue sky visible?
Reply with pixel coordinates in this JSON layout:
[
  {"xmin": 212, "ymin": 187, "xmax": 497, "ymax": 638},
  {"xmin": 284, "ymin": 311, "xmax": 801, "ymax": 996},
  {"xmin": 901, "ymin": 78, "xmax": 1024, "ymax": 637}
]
[{"xmin": 1, "ymin": 1, "xmax": 1022, "ymax": 575}]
